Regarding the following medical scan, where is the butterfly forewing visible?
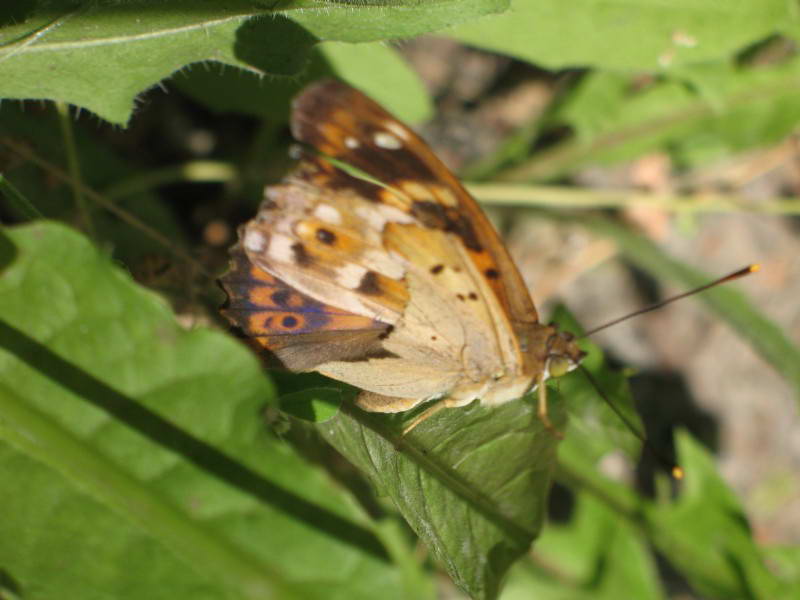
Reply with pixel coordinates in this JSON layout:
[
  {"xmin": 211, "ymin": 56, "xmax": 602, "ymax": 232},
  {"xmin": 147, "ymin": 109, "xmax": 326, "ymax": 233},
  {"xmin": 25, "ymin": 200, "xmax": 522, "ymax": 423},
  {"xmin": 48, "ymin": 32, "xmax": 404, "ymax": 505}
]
[{"xmin": 291, "ymin": 80, "xmax": 540, "ymax": 331}]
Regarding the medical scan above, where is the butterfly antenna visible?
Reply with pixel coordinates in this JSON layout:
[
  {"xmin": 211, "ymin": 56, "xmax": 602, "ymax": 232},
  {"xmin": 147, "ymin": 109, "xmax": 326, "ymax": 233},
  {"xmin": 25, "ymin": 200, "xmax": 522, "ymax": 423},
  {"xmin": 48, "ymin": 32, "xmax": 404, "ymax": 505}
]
[
  {"xmin": 578, "ymin": 365, "xmax": 684, "ymax": 480},
  {"xmin": 580, "ymin": 264, "xmax": 760, "ymax": 339}
]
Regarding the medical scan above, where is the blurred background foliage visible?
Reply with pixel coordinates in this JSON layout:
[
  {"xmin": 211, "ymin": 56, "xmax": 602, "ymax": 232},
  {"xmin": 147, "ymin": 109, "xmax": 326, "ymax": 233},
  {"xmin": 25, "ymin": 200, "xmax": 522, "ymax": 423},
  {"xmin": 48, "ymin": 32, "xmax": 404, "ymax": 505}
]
[{"xmin": 1, "ymin": 1, "xmax": 799, "ymax": 599}]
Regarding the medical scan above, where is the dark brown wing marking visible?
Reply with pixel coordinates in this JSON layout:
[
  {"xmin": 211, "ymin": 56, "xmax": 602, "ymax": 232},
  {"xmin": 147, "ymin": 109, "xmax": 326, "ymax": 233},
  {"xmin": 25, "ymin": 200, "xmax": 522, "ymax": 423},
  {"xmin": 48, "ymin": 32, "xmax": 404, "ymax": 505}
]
[{"xmin": 290, "ymin": 79, "xmax": 540, "ymax": 330}]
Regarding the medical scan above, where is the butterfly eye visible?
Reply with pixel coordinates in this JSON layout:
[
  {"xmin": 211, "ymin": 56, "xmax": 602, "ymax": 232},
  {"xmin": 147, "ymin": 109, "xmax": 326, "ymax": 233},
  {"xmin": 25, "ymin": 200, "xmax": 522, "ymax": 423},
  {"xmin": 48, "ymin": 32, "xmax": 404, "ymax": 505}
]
[{"xmin": 548, "ymin": 355, "xmax": 572, "ymax": 378}]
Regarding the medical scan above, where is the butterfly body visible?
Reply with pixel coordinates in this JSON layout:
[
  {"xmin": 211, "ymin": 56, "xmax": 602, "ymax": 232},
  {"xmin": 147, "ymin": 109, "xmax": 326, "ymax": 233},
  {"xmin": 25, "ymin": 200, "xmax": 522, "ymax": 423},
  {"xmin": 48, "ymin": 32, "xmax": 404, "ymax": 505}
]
[{"xmin": 221, "ymin": 80, "xmax": 584, "ymax": 421}]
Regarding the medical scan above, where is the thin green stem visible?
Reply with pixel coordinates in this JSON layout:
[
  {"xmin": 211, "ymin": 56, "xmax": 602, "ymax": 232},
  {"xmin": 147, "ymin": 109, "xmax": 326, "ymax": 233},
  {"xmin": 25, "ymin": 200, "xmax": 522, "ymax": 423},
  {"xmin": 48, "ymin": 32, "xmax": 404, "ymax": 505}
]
[
  {"xmin": 103, "ymin": 161, "xmax": 237, "ymax": 201},
  {"xmin": 468, "ymin": 182, "xmax": 800, "ymax": 215},
  {"xmin": 2, "ymin": 138, "xmax": 211, "ymax": 279},
  {"xmin": 0, "ymin": 174, "xmax": 43, "ymax": 219},
  {"xmin": 55, "ymin": 102, "xmax": 94, "ymax": 238}
]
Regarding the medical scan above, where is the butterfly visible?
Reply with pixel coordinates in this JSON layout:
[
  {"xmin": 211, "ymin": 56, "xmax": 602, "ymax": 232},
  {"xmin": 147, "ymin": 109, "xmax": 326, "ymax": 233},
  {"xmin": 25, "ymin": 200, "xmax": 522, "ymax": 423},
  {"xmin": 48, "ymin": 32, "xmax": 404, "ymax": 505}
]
[{"xmin": 219, "ymin": 79, "xmax": 585, "ymax": 433}]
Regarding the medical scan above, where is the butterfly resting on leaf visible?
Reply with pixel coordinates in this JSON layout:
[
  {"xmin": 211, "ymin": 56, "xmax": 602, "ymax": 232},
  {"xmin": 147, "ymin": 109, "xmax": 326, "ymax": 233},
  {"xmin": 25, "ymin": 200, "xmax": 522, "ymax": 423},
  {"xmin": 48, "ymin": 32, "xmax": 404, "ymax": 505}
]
[{"xmin": 219, "ymin": 79, "xmax": 585, "ymax": 434}]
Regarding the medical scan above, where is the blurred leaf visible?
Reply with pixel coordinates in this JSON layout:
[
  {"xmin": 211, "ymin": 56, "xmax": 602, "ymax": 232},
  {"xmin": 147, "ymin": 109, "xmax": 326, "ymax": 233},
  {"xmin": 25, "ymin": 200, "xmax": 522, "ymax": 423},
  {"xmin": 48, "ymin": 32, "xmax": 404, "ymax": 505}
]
[
  {"xmin": 645, "ymin": 432, "xmax": 797, "ymax": 598},
  {"xmin": 556, "ymin": 426, "xmax": 799, "ymax": 598},
  {"xmin": 318, "ymin": 393, "xmax": 565, "ymax": 600},
  {"xmin": 505, "ymin": 55, "xmax": 800, "ymax": 179},
  {"xmin": 0, "ymin": 0, "xmax": 502, "ymax": 125},
  {"xmin": 763, "ymin": 545, "xmax": 800, "ymax": 584},
  {"xmin": 319, "ymin": 42, "xmax": 433, "ymax": 123},
  {"xmin": 0, "ymin": 221, "xmax": 417, "ymax": 600},
  {"xmin": 374, "ymin": 517, "xmax": 438, "ymax": 600},
  {"xmin": 448, "ymin": 0, "xmax": 799, "ymax": 71},
  {"xmin": 547, "ymin": 298, "xmax": 797, "ymax": 598},
  {"xmin": 501, "ymin": 494, "xmax": 665, "ymax": 600}
]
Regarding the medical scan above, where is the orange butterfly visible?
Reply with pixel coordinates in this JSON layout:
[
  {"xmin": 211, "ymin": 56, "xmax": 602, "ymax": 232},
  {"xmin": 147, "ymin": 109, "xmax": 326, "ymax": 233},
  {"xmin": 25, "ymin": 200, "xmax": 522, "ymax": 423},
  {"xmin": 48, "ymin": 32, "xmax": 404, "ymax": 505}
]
[{"xmin": 220, "ymin": 80, "xmax": 585, "ymax": 432}]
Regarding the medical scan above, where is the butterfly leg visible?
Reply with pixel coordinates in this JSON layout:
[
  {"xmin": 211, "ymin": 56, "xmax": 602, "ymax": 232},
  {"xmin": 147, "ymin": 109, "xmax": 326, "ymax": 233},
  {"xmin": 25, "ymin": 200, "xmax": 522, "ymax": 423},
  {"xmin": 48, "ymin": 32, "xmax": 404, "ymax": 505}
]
[
  {"xmin": 355, "ymin": 391, "xmax": 444, "ymax": 434},
  {"xmin": 402, "ymin": 400, "xmax": 447, "ymax": 435},
  {"xmin": 537, "ymin": 374, "xmax": 564, "ymax": 439}
]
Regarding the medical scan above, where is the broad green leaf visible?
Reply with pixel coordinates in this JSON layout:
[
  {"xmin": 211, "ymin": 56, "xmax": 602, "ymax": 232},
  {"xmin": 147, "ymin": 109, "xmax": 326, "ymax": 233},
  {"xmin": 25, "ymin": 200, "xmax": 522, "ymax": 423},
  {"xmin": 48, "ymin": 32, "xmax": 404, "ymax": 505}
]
[
  {"xmin": 287, "ymin": 0, "xmax": 508, "ymax": 42},
  {"xmin": 0, "ymin": 0, "xmax": 503, "ymax": 125},
  {"xmin": 448, "ymin": 0, "xmax": 799, "ymax": 71},
  {"xmin": 0, "ymin": 222, "xmax": 417, "ymax": 600},
  {"xmin": 501, "ymin": 494, "xmax": 665, "ymax": 600},
  {"xmin": 0, "ymin": 3, "xmax": 306, "ymax": 125},
  {"xmin": 317, "ymin": 394, "xmax": 566, "ymax": 600}
]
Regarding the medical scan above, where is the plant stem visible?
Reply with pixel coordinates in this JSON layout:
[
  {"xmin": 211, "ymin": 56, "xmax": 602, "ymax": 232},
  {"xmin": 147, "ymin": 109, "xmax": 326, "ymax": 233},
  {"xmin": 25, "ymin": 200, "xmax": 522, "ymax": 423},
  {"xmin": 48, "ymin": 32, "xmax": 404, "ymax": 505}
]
[
  {"xmin": 469, "ymin": 182, "xmax": 800, "ymax": 215},
  {"xmin": 56, "ymin": 102, "xmax": 95, "ymax": 238}
]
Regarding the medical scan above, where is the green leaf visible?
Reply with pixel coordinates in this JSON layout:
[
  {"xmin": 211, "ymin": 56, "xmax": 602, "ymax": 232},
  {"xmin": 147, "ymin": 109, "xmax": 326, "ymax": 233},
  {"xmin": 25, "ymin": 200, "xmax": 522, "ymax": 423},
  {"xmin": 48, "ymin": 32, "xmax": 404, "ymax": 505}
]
[
  {"xmin": 763, "ymin": 545, "xmax": 800, "ymax": 585},
  {"xmin": 319, "ymin": 42, "xmax": 433, "ymax": 124},
  {"xmin": 448, "ymin": 0, "xmax": 799, "ymax": 71},
  {"xmin": 287, "ymin": 0, "xmax": 509, "ymax": 42},
  {"xmin": 646, "ymin": 432, "xmax": 797, "ymax": 598},
  {"xmin": 501, "ymin": 494, "xmax": 665, "ymax": 600},
  {"xmin": 279, "ymin": 387, "xmax": 345, "ymax": 423},
  {"xmin": 550, "ymin": 306, "xmax": 643, "ymax": 465},
  {"xmin": 317, "ymin": 394, "xmax": 565, "ymax": 600},
  {"xmin": 557, "ymin": 425, "xmax": 799, "ymax": 598},
  {"xmin": 0, "ymin": 0, "xmax": 503, "ymax": 125},
  {"xmin": 507, "ymin": 56, "xmax": 800, "ymax": 179},
  {"xmin": 0, "ymin": 222, "xmax": 414, "ymax": 600}
]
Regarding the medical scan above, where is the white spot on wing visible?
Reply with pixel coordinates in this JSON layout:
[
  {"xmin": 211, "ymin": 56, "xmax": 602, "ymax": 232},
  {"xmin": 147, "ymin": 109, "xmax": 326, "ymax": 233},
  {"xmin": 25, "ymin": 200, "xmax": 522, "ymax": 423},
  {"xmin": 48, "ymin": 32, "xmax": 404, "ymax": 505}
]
[
  {"xmin": 313, "ymin": 203, "xmax": 342, "ymax": 225},
  {"xmin": 268, "ymin": 233, "xmax": 295, "ymax": 262},
  {"xmin": 243, "ymin": 228, "xmax": 267, "ymax": 253},
  {"xmin": 344, "ymin": 136, "xmax": 360, "ymax": 149},
  {"xmin": 362, "ymin": 249, "xmax": 405, "ymax": 280},
  {"xmin": 383, "ymin": 120, "xmax": 410, "ymax": 140},
  {"xmin": 355, "ymin": 203, "xmax": 414, "ymax": 230},
  {"xmin": 373, "ymin": 131, "xmax": 402, "ymax": 150},
  {"xmin": 337, "ymin": 263, "xmax": 369, "ymax": 289}
]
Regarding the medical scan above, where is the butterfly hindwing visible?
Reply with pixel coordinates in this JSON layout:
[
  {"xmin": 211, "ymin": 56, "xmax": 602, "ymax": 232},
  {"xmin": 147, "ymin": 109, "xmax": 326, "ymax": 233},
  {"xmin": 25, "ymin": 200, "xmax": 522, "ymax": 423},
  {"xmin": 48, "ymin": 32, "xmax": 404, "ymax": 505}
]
[{"xmin": 220, "ymin": 243, "xmax": 389, "ymax": 370}]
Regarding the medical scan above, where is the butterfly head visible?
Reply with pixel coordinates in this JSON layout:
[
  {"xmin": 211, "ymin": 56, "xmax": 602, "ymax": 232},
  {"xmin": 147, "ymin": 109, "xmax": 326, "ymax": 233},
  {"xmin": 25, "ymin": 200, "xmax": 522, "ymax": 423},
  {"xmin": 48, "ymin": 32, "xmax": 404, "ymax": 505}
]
[{"xmin": 543, "ymin": 327, "xmax": 586, "ymax": 381}]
